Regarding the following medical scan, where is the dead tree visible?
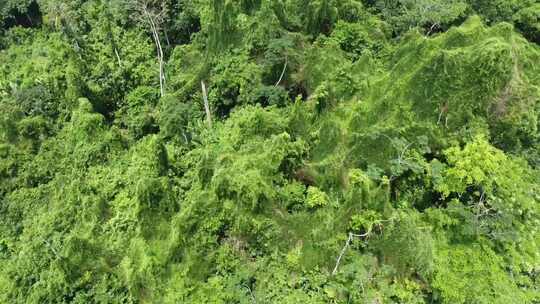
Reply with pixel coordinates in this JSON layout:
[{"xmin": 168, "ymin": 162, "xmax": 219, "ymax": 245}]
[{"xmin": 131, "ymin": 0, "xmax": 167, "ymax": 97}]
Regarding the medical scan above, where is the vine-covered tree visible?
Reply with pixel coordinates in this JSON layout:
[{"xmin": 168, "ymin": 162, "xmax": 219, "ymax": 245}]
[{"xmin": 0, "ymin": 1, "xmax": 539, "ymax": 303}]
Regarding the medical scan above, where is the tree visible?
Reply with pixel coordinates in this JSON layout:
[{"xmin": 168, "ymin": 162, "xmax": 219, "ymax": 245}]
[
  {"xmin": 372, "ymin": 0, "xmax": 468, "ymax": 34},
  {"xmin": 130, "ymin": 0, "xmax": 168, "ymax": 97}
]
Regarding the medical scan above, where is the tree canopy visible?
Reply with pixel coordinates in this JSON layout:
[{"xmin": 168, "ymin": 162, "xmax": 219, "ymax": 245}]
[{"xmin": 0, "ymin": 0, "xmax": 539, "ymax": 303}]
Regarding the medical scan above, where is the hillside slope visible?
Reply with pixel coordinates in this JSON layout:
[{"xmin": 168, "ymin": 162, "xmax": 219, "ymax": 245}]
[{"xmin": 1, "ymin": 1, "xmax": 539, "ymax": 303}]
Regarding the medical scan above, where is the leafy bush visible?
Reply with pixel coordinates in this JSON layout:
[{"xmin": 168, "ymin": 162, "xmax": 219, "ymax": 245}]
[{"xmin": 305, "ymin": 186, "xmax": 328, "ymax": 208}]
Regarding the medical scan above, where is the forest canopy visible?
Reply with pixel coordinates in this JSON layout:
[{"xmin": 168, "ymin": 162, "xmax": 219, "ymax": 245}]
[{"xmin": 0, "ymin": 0, "xmax": 539, "ymax": 303}]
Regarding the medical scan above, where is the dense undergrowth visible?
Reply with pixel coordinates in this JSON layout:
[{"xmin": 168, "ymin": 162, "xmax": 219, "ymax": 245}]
[{"xmin": 1, "ymin": 1, "xmax": 539, "ymax": 303}]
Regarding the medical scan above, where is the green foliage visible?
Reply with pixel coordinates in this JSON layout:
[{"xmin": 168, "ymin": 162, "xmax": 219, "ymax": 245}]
[
  {"xmin": 432, "ymin": 245, "xmax": 532, "ymax": 303},
  {"xmin": 0, "ymin": 0, "xmax": 38, "ymax": 31},
  {"xmin": 1, "ymin": 1, "xmax": 539, "ymax": 303},
  {"xmin": 434, "ymin": 137, "xmax": 539, "ymax": 244},
  {"xmin": 349, "ymin": 210, "xmax": 381, "ymax": 233},
  {"xmin": 329, "ymin": 19, "xmax": 390, "ymax": 60},
  {"xmin": 467, "ymin": 0, "xmax": 535, "ymax": 23},
  {"xmin": 208, "ymin": 51, "xmax": 263, "ymax": 115},
  {"xmin": 370, "ymin": 0, "xmax": 468, "ymax": 35},
  {"xmin": 0, "ymin": 30, "xmax": 82, "ymax": 121},
  {"xmin": 305, "ymin": 186, "xmax": 328, "ymax": 208},
  {"xmin": 115, "ymin": 86, "xmax": 159, "ymax": 139},
  {"xmin": 437, "ymin": 136, "xmax": 519, "ymax": 195},
  {"xmin": 513, "ymin": 4, "xmax": 540, "ymax": 43},
  {"xmin": 373, "ymin": 211, "xmax": 435, "ymax": 278}
]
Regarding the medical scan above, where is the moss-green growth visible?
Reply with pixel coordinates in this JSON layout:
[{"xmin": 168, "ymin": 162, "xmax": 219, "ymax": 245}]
[{"xmin": 1, "ymin": 2, "xmax": 539, "ymax": 303}]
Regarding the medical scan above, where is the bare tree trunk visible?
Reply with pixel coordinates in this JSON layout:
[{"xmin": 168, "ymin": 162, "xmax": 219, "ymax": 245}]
[
  {"xmin": 131, "ymin": 0, "xmax": 168, "ymax": 97},
  {"xmin": 201, "ymin": 81, "xmax": 212, "ymax": 128},
  {"xmin": 144, "ymin": 9, "xmax": 165, "ymax": 97},
  {"xmin": 114, "ymin": 47, "xmax": 122, "ymax": 67},
  {"xmin": 274, "ymin": 55, "xmax": 288, "ymax": 87},
  {"xmin": 332, "ymin": 232, "xmax": 370, "ymax": 275}
]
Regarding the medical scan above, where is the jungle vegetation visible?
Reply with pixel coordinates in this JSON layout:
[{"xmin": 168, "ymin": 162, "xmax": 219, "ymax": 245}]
[{"xmin": 0, "ymin": 0, "xmax": 539, "ymax": 303}]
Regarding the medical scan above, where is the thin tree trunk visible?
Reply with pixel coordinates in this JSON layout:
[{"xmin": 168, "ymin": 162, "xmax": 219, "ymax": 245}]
[
  {"xmin": 201, "ymin": 81, "xmax": 212, "ymax": 128},
  {"xmin": 274, "ymin": 55, "xmax": 288, "ymax": 87},
  {"xmin": 145, "ymin": 10, "xmax": 165, "ymax": 97},
  {"xmin": 332, "ymin": 232, "xmax": 370, "ymax": 275},
  {"xmin": 114, "ymin": 47, "xmax": 122, "ymax": 67}
]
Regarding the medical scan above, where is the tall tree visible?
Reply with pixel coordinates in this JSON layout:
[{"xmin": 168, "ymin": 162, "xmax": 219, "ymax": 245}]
[{"xmin": 130, "ymin": 0, "xmax": 168, "ymax": 97}]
